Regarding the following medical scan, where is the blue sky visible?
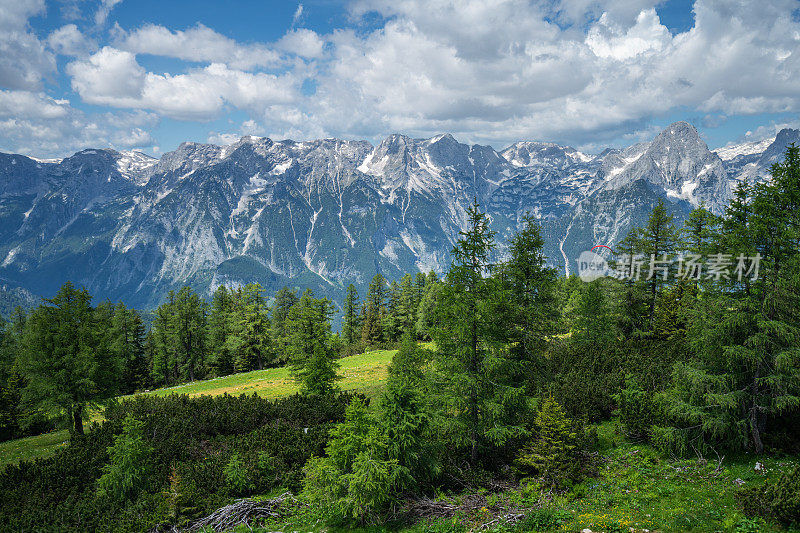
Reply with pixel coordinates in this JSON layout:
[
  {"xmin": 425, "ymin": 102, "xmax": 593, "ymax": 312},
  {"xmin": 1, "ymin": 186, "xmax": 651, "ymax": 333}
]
[{"xmin": 1, "ymin": 0, "xmax": 799, "ymax": 158}]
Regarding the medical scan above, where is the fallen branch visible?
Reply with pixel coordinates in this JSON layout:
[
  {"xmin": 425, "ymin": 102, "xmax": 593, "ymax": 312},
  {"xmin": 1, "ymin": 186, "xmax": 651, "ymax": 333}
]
[{"xmin": 183, "ymin": 492, "xmax": 305, "ymax": 532}]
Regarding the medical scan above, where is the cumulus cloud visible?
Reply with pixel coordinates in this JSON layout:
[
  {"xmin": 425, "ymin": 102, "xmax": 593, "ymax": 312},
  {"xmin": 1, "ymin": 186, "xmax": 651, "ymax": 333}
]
[
  {"xmin": 6, "ymin": 0, "xmax": 800, "ymax": 156},
  {"xmin": 47, "ymin": 24, "xmax": 97, "ymax": 56},
  {"xmin": 94, "ymin": 0, "xmax": 123, "ymax": 26},
  {"xmin": 0, "ymin": 90, "xmax": 70, "ymax": 119},
  {"xmin": 0, "ymin": 89, "xmax": 157, "ymax": 157},
  {"xmin": 0, "ymin": 0, "xmax": 55, "ymax": 90},
  {"xmin": 67, "ymin": 47, "xmax": 299, "ymax": 120},
  {"xmin": 299, "ymin": 0, "xmax": 800, "ymax": 148},
  {"xmin": 115, "ymin": 23, "xmax": 282, "ymax": 69}
]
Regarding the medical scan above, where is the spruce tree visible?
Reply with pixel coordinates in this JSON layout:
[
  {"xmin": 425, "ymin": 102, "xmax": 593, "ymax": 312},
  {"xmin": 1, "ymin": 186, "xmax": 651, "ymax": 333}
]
[
  {"xmin": 20, "ymin": 282, "xmax": 119, "ymax": 435},
  {"xmin": 208, "ymin": 285, "xmax": 234, "ymax": 376},
  {"xmin": 432, "ymin": 199, "xmax": 520, "ymax": 464},
  {"xmin": 362, "ymin": 273, "xmax": 387, "ymax": 346},
  {"xmin": 658, "ymin": 146, "xmax": 800, "ymax": 454},
  {"xmin": 616, "ymin": 199, "xmax": 682, "ymax": 330},
  {"xmin": 287, "ymin": 289, "xmax": 340, "ymax": 396},
  {"xmin": 271, "ymin": 287, "xmax": 299, "ymax": 363},
  {"xmin": 341, "ymin": 284, "xmax": 361, "ymax": 348}
]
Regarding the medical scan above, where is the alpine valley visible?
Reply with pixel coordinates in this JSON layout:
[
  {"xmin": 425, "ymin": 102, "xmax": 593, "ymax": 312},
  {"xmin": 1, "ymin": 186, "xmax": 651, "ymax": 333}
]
[{"xmin": 1, "ymin": 121, "xmax": 798, "ymax": 311}]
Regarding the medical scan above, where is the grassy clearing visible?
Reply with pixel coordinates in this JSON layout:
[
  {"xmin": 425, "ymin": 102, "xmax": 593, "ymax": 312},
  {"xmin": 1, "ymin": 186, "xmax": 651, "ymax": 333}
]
[
  {"xmin": 131, "ymin": 348, "xmax": 395, "ymax": 401},
  {"xmin": 0, "ymin": 429, "xmax": 70, "ymax": 466},
  {"xmin": 0, "ymin": 348, "xmax": 396, "ymax": 468}
]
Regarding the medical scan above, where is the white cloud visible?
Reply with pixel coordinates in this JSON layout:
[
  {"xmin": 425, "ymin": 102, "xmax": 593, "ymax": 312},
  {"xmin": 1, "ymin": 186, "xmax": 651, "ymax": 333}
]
[
  {"xmin": 296, "ymin": 0, "xmax": 800, "ymax": 148},
  {"xmin": 0, "ymin": 90, "xmax": 70, "ymax": 119},
  {"xmin": 67, "ymin": 47, "xmax": 299, "ymax": 120},
  {"xmin": 47, "ymin": 24, "xmax": 97, "ymax": 56},
  {"xmin": 291, "ymin": 4, "xmax": 304, "ymax": 28},
  {"xmin": 0, "ymin": 0, "xmax": 55, "ymax": 90},
  {"xmin": 0, "ymin": 90, "xmax": 158, "ymax": 157},
  {"xmin": 115, "ymin": 23, "xmax": 282, "ymax": 69},
  {"xmin": 95, "ymin": 0, "xmax": 122, "ymax": 26},
  {"xmin": 7, "ymin": 0, "xmax": 800, "ymax": 156},
  {"xmin": 276, "ymin": 29, "xmax": 325, "ymax": 59},
  {"xmin": 586, "ymin": 9, "xmax": 671, "ymax": 60},
  {"xmin": 68, "ymin": 46, "xmax": 147, "ymax": 102}
]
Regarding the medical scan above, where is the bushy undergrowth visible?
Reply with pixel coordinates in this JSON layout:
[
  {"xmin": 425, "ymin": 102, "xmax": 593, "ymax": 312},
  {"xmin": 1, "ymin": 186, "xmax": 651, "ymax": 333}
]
[
  {"xmin": 737, "ymin": 465, "xmax": 800, "ymax": 526},
  {"xmin": 0, "ymin": 392, "xmax": 355, "ymax": 531}
]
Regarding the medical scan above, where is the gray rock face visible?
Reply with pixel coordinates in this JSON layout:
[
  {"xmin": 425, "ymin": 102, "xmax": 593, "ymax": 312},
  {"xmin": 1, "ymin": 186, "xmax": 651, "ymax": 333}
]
[{"xmin": 0, "ymin": 122, "xmax": 792, "ymax": 309}]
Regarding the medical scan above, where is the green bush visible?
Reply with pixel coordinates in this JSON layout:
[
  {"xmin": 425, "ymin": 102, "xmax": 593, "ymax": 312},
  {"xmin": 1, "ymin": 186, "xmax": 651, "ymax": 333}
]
[
  {"xmin": 0, "ymin": 392, "xmax": 356, "ymax": 531},
  {"xmin": 223, "ymin": 452, "xmax": 253, "ymax": 495},
  {"xmin": 303, "ymin": 398, "xmax": 406, "ymax": 523},
  {"xmin": 514, "ymin": 396, "xmax": 579, "ymax": 489},
  {"xmin": 736, "ymin": 465, "xmax": 800, "ymax": 526},
  {"xmin": 96, "ymin": 414, "xmax": 154, "ymax": 502},
  {"xmin": 614, "ymin": 375, "xmax": 654, "ymax": 441}
]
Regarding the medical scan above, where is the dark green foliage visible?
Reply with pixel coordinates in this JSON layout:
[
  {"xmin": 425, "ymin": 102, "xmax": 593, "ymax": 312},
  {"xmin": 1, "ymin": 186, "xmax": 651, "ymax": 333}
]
[
  {"xmin": 0, "ymin": 392, "xmax": 354, "ymax": 531},
  {"xmin": 362, "ymin": 273, "xmax": 387, "ymax": 346},
  {"xmin": 737, "ymin": 466, "xmax": 800, "ymax": 526},
  {"xmin": 303, "ymin": 398, "xmax": 406, "ymax": 523},
  {"xmin": 515, "ymin": 396, "xmax": 579, "ymax": 489},
  {"xmin": 270, "ymin": 286, "xmax": 299, "ymax": 364},
  {"xmin": 150, "ymin": 286, "xmax": 209, "ymax": 385},
  {"xmin": 341, "ymin": 283, "xmax": 361, "ymax": 350},
  {"xmin": 286, "ymin": 289, "xmax": 341, "ymax": 396},
  {"xmin": 657, "ymin": 146, "xmax": 800, "ymax": 455},
  {"xmin": 614, "ymin": 375, "xmax": 655, "ymax": 441},
  {"xmin": 96, "ymin": 414, "xmax": 154, "ymax": 502},
  {"xmin": 19, "ymin": 282, "xmax": 121, "ymax": 435}
]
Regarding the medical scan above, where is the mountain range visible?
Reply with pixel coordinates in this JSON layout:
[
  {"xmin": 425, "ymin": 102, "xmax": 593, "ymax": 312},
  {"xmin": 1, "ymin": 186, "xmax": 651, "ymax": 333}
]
[{"xmin": 0, "ymin": 121, "xmax": 797, "ymax": 311}]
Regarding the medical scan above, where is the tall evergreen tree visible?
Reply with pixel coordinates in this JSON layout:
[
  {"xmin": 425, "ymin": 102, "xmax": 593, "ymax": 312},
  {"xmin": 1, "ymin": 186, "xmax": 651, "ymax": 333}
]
[
  {"xmin": 362, "ymin": 273, "xmax": 387, "ymax": 346},
  {"xmin": 617, "ymin": 199, "xmax": 682, "ymax": 330},
  {"xmin": 271, "ymin": 287, "xmax": 299, "ymax": 363},
  {"xmin": 208, "ymin": 285, "xmax": 234, "ymax": 376},
  {"xmin": 431, "ymin": 200, "xmax": 509, "ymax": 464},
  {"xmin": 227, "ymin": 284, "xmax": 272, "ymax": 372},
  {"xmin": 20, "ymin": 282, "xmax": 119, "ymax": 435},
  {"xmin": 341, "ymin": 284, "xmax": 361, "ymax": 348},
  {"xmin": 287, "ymin": 289, "xmax": 340, "ymax": 396},
  {"xmin": 110, "ymin": 303, "xmax": 147, "ymax": 392},
  {"xmin": 658, "ymin": 146, "xmax": 800, "ymax": 454}
]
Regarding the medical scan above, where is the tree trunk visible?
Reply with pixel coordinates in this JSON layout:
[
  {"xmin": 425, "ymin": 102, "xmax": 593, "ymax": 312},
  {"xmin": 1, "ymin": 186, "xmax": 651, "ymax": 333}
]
[
  {"xmin": 72, "ymin": 406, "xmax": 84, "ymax": 436},
  {"xmin": 750, "ymin": 406, "xmax": 763, "ymax": 454}
]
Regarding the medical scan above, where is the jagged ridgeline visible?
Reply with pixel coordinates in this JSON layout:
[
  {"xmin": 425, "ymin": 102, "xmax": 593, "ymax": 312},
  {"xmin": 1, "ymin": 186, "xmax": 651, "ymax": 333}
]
[{"xmin": 0, "ymin": 123, "xmax": 797, "ymax": 309}]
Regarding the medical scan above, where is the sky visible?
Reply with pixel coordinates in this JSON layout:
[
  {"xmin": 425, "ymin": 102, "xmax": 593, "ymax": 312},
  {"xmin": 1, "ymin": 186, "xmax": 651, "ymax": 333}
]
[{"xmin": 1, "ymin": 0, "xmax": 799, "ymax": 158}]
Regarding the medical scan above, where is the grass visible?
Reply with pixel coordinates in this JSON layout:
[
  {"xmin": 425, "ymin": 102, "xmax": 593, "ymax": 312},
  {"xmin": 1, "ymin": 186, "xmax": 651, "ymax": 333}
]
[
  {"xmin": 0, "ymin": 348, "xmax": 397, "ymax": 468},
  {"xmin": 0, "ymin": 429, "xmax": 71, "ymax": 466},
  {"xmin": 129, "ymin": 348, "xmax": 395, "ymax": 401}
]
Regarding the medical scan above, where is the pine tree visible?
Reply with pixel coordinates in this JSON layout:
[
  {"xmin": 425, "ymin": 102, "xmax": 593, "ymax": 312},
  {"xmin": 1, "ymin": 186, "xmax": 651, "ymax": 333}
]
[
  {"xmin": 431, "ymin": 199, "xmax": 507, "ymax": 464},
  {"xmin": 362, "ymin": 273, "xmax": 387, "ymax": 346},
  {"xmin": 287, "ymin": 289, "xmax": 340, "ymax": 396},
  {"xmin": 384, "ymin": 280, "xmax": 402, "ymax": 343},
  {"xmin": 97, "ymin": 414, "xmax": 154, "ymax": 502},
  {"xmin": 658, "ymin": 146, "xmax": 800, "ymax": 454},
  {"xmin": 515, "ymin": 396, "xmax": 578, "ymax": 488},
  {"xmin": 341, "ymin": 284, "xmax": 361, "ymax": 348},
  {"xmin": 397, "ymin": 274, "xmax": 418, "ymax": 337},
  {"xmin": 208, "ymin": 285, "xmax": 234, "ymax": 376},
  {"xmin": 227, "ymin": 284, "xmax": 272, "ymax": 372},
  {"xmin": 498, "ymin": 213, "xmax": 558, "ymax": 363},
  {"xmin": 172, "ymin": 287, "xmax": 208, "ymax": 382},
  {"xmin": 20, "ymin": 282, "xmax": 119, "ymax": 435},
  {"xmin": 110, "ymin": 303, "xmax": 147, "ymax": 392},
  {"xmin": 616, "ymin": 199, "xmax": 682, "ymax": 330},
  {"xmin": 271, "ymin": 287, "xmax": 299, "ymax": 363}
]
